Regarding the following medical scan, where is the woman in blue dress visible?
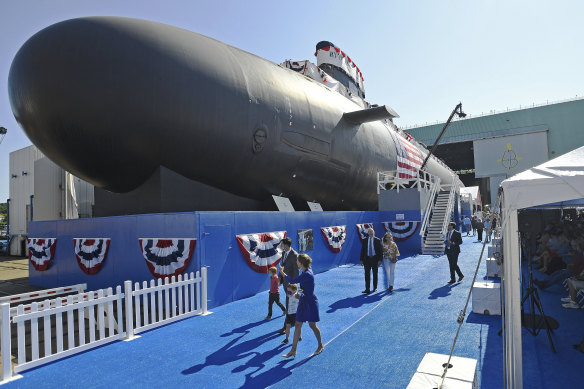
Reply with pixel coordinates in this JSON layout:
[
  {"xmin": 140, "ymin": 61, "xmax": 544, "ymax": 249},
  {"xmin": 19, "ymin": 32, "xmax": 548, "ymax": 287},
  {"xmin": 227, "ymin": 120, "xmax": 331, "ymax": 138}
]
[{"xmin": 279, "ymin": 253, "xmax": 324, "ymax": 357}]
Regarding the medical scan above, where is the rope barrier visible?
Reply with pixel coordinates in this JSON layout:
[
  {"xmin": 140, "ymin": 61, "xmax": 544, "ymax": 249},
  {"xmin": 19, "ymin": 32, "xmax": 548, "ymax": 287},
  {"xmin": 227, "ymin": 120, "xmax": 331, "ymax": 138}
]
[{"xmin": 437, "ymin": 193, "xmax": 503, "ymax": 388}]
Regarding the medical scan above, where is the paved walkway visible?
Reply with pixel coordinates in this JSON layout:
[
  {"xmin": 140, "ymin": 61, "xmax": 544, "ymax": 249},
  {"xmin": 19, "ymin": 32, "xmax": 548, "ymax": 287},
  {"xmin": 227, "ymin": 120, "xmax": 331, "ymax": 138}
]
[{"xmin": 0, "ymin": 255, "xmax": 41, "ymax": 297}]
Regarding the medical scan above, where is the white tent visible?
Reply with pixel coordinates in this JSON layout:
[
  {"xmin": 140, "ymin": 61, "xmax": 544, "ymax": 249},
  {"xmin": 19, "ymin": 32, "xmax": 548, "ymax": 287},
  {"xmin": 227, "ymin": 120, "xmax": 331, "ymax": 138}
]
[{"xmin": 499, "ymin": 145, "xmax": 584, "ymax": 389}]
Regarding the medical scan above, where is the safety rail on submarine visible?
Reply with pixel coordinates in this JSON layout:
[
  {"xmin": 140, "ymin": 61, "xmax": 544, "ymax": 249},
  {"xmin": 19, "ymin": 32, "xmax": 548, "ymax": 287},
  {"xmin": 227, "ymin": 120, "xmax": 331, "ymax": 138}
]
[
  {"xmin": 377, "ymin": 169, "xmax": 458, "ymax": 249},
  {"xmin": 376, "ymin": 169, "xmax": 439, "ymax": 194}
]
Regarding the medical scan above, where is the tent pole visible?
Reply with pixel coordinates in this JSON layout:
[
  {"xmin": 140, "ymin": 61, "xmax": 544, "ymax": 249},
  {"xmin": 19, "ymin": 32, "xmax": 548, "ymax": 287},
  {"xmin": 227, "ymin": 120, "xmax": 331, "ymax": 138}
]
[{"xmin": 502, "ymin": 204, "xmax": 523, "ymax": 389}]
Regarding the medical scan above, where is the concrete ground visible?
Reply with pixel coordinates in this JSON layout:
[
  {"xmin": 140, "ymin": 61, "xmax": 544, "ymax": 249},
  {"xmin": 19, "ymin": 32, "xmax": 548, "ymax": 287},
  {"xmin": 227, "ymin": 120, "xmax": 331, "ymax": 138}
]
[
  {"xmin": 0, "ymin": 255, "xmax": 42, "ymax": 374},
  {"xmin": 0, "ymin": 255, "xmax": 42, "ymax": 297}
]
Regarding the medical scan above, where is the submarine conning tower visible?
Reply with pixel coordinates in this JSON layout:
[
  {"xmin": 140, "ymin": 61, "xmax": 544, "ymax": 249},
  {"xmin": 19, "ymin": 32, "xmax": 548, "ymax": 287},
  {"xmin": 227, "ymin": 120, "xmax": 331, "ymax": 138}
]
[{"xmin": 315, "ymin": 41, "xmax": 366, "ymax": 100}]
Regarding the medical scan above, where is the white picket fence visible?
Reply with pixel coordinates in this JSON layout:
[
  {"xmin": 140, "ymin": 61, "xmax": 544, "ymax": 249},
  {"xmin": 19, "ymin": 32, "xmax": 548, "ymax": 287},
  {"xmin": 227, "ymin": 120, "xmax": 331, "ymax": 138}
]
[
  {"xmin": 0, "ymin": 267, "xmax": 208, "ymax": 383},
  {"xmin": 8, "ymin": 289, "xmax": 119, "ymax": 331},
  {"xmin": 125, "ymin": 270, "xmax": 208, "ymax": 339},
  {"xmin": 0, "ymin": 284, "xmax": 86, "ymax": 305}
]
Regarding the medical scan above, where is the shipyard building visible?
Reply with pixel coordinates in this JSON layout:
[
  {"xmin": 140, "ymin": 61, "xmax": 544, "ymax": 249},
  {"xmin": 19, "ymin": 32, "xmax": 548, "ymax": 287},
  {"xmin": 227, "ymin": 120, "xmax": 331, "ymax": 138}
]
[
  {"xmin": 403, "ymin": 97, "xmax": 584, "ymax": 207},
  {"xmin": 6, "ymin": 145, "xmax": 94, "ymax": 255}
]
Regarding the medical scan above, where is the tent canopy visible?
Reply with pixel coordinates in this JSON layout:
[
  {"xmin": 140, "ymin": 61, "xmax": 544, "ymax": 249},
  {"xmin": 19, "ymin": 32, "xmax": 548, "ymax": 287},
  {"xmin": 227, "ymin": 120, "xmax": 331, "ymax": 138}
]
[
  {"xmin": 501, "ymin": 145, "xmax": 584, "ymax": 211},
  {"xmin": 499, "ymin": 145, "xmax": 584, "ymax": 389}
]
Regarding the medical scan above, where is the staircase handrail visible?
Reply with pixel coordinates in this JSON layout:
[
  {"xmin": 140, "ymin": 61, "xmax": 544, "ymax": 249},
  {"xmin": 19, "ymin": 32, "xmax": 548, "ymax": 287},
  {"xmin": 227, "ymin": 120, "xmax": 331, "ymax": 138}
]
[
  {"xmin": 419, "ymin": 174, "xmax": 441, "ymax": 237},
  {"xmin": 440, "ymin": 177, "xmax": 459, "ymax": 236}
]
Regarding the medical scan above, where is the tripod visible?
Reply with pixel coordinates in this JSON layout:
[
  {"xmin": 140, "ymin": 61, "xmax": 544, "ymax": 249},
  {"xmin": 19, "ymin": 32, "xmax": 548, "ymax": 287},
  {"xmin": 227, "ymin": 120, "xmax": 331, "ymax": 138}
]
[{"xmin": 520, "ymin": 232, "xmax": 556, "ymax": 352}]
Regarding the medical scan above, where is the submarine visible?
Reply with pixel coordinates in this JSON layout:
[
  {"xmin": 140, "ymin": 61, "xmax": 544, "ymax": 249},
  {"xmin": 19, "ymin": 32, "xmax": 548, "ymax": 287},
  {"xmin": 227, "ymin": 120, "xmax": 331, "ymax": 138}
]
[{"xmin": 8, "ymin": 16, "xmax": 457, "ymax": 211}]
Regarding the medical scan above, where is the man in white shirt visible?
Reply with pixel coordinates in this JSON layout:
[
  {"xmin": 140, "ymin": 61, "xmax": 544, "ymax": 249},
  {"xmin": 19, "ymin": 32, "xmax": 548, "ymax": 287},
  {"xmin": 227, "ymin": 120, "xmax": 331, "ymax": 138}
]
[{"xmin": 360, "ymin": 228, "xmax": 382, "ymax": 293}]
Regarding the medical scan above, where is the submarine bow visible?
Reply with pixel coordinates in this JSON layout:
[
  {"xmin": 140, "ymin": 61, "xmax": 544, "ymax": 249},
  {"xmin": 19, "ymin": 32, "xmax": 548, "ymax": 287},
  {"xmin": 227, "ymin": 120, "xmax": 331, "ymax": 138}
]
[{"xmin": 9, "ymin": 16, "xmax": 455, "ymax": 210}]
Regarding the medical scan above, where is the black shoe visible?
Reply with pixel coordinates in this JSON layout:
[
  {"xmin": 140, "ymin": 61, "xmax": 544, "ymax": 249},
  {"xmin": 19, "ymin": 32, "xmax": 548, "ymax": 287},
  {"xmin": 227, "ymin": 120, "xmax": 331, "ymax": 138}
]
[
  {"xmin": 362, "ymin": 290, "xmax": 371, "ymax": 294},
  {"xmin": 281, "ymin": 339, "xmax": 289, "ymax": 344},
  {"xmin": 447, "ymin": 279, "xmax": 456, "ymax": 284},
  {"xmin": 458, "ymin": 275, "xmax": 464, "ymax": 282},
  {"xmin": 277, "ymin": 329, "xmax": 286, "ymax": 335},
  {"xmin": 373, "ymin": 288, "xmax": 377, "ymax": 292},
  {"xmin": 299, "ymin": 336, "xmax": 303, "ymax": 341}
]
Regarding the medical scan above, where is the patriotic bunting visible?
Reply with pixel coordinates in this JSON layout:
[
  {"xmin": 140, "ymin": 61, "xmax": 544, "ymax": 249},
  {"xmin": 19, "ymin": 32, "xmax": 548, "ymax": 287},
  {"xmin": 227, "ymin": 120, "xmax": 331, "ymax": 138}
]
[
  {"xmin": 356, "ymin": 223, "xmax": 374, "ymax": 241},
  {"xmin": 236, "ymin": 231, "xmax": 286, "ymax": 273},
  {"xmin": 281, "ymin": 60, "xmax": 369, "ymax": 108},
  {"xmin": 315, "ymin": 43, "xmax": 365, "ymax": 93},
  {"xmin": 320, "ymin": 226, "xmax": 347, "ymax": 253},
  {"xmin": 74, "ymin": 238, "xmax": 110, "ymax": 275},
  {"xmin": 139, "ymin": 238, "xmax": 196, "ymax": 279},
  {"xmin": 28, "ymin": 238, "xmax": 57, "ymax": 271},
  {"xmin": 382, "ymin": 221, "xmax": 420, "ymax": 242}
]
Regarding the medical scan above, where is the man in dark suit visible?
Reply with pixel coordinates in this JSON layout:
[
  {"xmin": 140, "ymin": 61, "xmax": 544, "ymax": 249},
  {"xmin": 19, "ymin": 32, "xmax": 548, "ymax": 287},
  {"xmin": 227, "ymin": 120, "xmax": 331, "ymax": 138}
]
[
  {"xmin": 360, "ymin": 228, "xmax": 382, "ymax": 293},
  {"xmin": 278, "ymin": 237, "xmax": 299, "ymax": 334},
  {"xmin": 445, "ymin": 221, "xmax": 464, "ymax": 284}
]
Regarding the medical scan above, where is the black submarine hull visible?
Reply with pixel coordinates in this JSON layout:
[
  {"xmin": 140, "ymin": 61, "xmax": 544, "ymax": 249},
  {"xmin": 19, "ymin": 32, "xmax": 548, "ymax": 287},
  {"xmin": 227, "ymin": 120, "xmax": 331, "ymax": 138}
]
[{"xmin": 9, "ymin": 16, "xmax": 455, "ymax": 210}]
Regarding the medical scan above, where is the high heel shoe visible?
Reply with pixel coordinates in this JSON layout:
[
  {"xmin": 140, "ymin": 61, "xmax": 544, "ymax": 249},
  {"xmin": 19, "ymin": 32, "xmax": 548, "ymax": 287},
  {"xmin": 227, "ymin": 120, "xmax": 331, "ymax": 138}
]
[{"xmin": 282, "ymin": 351, "xmax": 296, "ymax": 358}]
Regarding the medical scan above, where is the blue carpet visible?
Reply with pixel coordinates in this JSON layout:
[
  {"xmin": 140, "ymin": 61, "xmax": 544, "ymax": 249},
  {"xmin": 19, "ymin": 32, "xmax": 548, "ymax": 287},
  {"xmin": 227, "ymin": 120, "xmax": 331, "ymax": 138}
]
[
  {"xmin": 4, "ymin": 236, "xmax": 581, "ymax": 388},
  {"xmin": 520, "ymin": 261, "xmax": 584, "ymax": 389}
]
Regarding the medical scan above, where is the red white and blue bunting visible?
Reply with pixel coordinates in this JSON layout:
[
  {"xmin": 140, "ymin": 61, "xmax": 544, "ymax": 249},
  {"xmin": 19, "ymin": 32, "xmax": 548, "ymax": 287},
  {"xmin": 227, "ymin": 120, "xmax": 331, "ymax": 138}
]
[
  {"xmin": 315, "ymin": 43, "xmax": 365, "ymax": 94},
  {"xmin": 382, "ymin": 221, "xmax": 420, "ymax": 242},
  {"xmin": 74, "ymin": 238, "xmax": 110, "ymax": 275},
  {"xmin": 356, "ymin": 223, "xmax": 375, "ymax": 241},
  {"xmin": 320, "ymin": 226, "xmax": 347, "ymax": 253},
  {"xmin": 27, "ymin": 238, "xmax": 57, "ymax": 271},
  {"xmin": 280, "ymin": 60, "xmax": 370, "ymax": 109},
  {"xmin": 139, "ymin": 238, "xmax": 196, "ymax": 279},
  {"xmin": 236, "ymin": 231, "xmax": 286, "ymax": 273}
]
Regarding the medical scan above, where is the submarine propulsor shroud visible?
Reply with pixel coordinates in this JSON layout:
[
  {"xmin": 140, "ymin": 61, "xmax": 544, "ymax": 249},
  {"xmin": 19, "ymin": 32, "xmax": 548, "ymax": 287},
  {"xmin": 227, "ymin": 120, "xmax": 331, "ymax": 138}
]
[{"xmin": 9, "ymin": 16, "xmax": 456, "ymax": 211}]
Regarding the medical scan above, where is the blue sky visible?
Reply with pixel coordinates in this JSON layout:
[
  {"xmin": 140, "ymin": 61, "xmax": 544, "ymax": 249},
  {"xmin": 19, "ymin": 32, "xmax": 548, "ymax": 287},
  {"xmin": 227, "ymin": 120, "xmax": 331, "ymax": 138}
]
[{"xmin": 1, "ymin": 0, "xmax": 583, "ymax": 202}]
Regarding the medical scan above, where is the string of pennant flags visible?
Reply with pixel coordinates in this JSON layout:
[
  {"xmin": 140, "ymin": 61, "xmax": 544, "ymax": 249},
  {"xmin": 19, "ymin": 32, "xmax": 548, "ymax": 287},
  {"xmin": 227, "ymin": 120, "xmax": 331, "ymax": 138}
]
[{"xmin": 26, "ymin": 221, "xmax": 420, "ymax": 276}]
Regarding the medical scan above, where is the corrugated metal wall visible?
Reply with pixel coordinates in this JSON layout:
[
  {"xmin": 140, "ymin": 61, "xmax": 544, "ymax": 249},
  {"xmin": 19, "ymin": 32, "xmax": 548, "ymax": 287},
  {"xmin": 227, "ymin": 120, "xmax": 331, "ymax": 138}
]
[
  {"xmin": 8, "ymin": 145, "xmax": 44, "ymax": 236},
  {"xmin": 8, "ymin": 146, "xmax": 95, "ymax": 255},
  {"xmin": 404, "ymin": 98, "xmax": 584, "ymax": 159},
  {"xmin": 34, "ymin": 157, "xmax": 64, "ymax": 221}
]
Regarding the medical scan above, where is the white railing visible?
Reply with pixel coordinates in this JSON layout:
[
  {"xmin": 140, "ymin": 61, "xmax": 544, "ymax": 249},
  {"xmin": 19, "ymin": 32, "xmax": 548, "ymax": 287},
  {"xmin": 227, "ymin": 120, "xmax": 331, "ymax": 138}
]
[
  {"xmin": 3, "ymin": 287, "xmax": 125, "ymax": 377},
  {"xmin": 1, "ymin": 267, "xmax": 209, "ymax": 383},
  {"xmin": 125, "ymin": 269, "xmax": 208, "ymax": 338},
  {"xmin": 377, "ymin": 169, "xmax": 439, "ymax": 194},
  {"xmin": 8, "ymin": 289, "xmax": 117, "ymax": 323},
  {"xmin": 440, "ymin": 179, "xmax": 460, "ymax": 236},
  {"xmin": 0, "ymin": 283, "xmax": 86, "ymax": 305},
  {"xmin": 419, "ymin": 175, "xmax": 441, "ymax": 237}
]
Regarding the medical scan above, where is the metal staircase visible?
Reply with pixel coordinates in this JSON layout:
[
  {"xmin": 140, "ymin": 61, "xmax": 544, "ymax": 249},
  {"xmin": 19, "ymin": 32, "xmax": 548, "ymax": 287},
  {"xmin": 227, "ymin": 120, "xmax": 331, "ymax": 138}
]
[
  {"xmin": 422, "ymin": 189, "xmax": 454, "ymax": 255},
  {"xmin": 377, "ymin": 167, "xmax": 460, "ymax": 256}
]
